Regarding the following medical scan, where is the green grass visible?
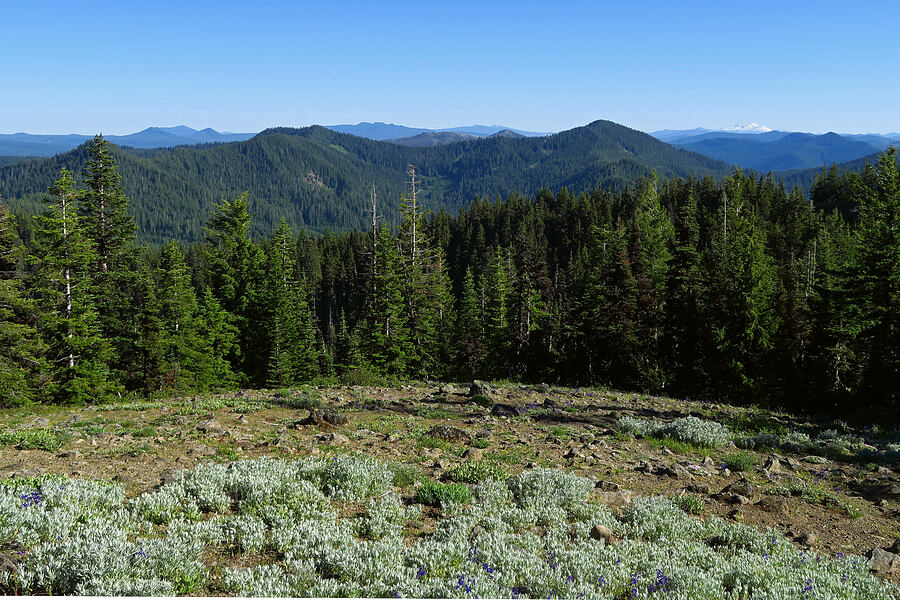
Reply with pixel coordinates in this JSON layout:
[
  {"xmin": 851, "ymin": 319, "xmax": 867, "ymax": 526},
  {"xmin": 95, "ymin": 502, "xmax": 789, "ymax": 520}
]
[
  {"xmin": 416, "ymin": 435, "xmax": 460, "ymax": 453},
  {"xmin": 485, "ymin": 449, "xmax": 523, "ymax": 465},
  {"xmin": 416, "ymin": 480, "xmax": 472, "ymax": 506},
  {"xmin": 471, "ymin": 437, "xmax": 491, "ymax": 449},
  {"xmin": 388, "ymin": 463, "xmax": 427, "ymax": 487},
  {"xmin": 724, "ymin": 451, "xmax": 758, "ymax": 472},
  {"xmin": 0, "ymin": 429, "xmax": 70, "ymax": 452},
  {"xmin": 417, "ymin": 407, "xmax": 453, "ymax": 420},
  {"xmin": 546, "ymin": 425, "xmax": 573, "ymax": 440},
  {"xmin": 729, "ymin": 412, "xmax": 789, "ymax": 437},
  {"xmin": 470, "ymin": 394, "xmax": 492, "ymax": 408},
  {"xmin": 442, "ymin": 461, "xmax": 507, "ymax": 483},
  {"xmin": 647, "ymin": 436, "xmax": 703, "ymax": 454}
]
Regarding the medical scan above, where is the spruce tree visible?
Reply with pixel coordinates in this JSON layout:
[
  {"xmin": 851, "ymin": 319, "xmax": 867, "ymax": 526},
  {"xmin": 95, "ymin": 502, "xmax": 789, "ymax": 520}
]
[
  {"xmin": 194, "ymin": 288, "xmax": 238, "ymax": 390},
  {"xmin": 484, "ymin": 247, "xmax": 511, "ymax": 377},
  {"xmin": 365, "ymin": 225, "xmax": 409, "ymax": 376},
  {"xmin": 31, "ymin": 169, "xmax": 117, "ymax": 403},
  {"xmin": 455, "ymin": 268, "xmax": 486, "ymax": 378}
]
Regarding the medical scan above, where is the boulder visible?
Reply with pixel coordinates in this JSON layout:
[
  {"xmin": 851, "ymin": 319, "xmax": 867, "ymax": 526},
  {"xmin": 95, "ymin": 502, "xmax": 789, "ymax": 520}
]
[
  {"xmin": 196, "ymin": 418, "xmax": 223, "ymax": 434},
  {"xmin": 590, "ymin": 524, "xmax": 615, "ymax": 545},
  {"xmin": 302, "ymin": 409, "xmax": 349, "ymax": 427},
  {"xmin": 469, "ymin": 380, "xmax": 492, "ymax": 397},
  {"xmin": 597, "ymin": 490, "xmax": 635, "ymax": 507},
  {"xmin": 756, "ymin": 496, "xmax": 790, "ymax": 515},
  {"xmin": 764, "ymin": 457, "xmax": 783, "ymax": 474},
  {"xmin": 722, "ymin": 479, "xmax": 753, "ymax": 498},
  {"xmin": 869, "ymin": 548, "xmax": 900, "ymax": 574},
  {"xmin": 490, "ymin": 403, "xmax": 518, "ymax": 417},
  {"xmin": 427, "ymin": 425, "xmax": 472, "ymax": 444}
]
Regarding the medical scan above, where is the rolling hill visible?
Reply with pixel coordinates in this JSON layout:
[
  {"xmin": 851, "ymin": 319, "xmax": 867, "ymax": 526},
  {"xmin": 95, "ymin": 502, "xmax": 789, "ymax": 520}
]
[{"xmin": 0, "ymin": 120, "xmax": 730, "ymax": 244}]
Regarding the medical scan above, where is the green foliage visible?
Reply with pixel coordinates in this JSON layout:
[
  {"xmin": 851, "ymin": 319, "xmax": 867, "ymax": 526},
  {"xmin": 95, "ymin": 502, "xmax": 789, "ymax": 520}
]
[
  {"xmin": 673, "ymin": 494, "xmax": 706, "ymax": 515},
  {"xmin": 415, "ymin": 479, "xmax": 472, "ymax": 506},
  {"xmin": 0, "ymin": 429, "xmax": 70, "ymax": 452},
  {"xmin": 442, "ymin": 461, "xmax": 507, "ymax": 484},
  {"xmin": 724, "ymin": 451, "xmax": 758, "ymax": 472}
]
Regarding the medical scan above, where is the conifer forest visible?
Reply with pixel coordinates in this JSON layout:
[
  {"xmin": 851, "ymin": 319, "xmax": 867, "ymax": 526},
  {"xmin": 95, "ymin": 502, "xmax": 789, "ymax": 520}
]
[{"xmin": 2, "ymin": 135, "xmax": 898, "ymax": 423}]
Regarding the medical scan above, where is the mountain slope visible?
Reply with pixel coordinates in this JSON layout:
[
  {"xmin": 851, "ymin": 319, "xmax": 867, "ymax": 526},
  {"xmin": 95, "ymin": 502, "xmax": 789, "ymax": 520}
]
[
  {"xmin": 387, "ymin": 131, "xmax": 477, "ymax": 146},
  {"xmin": 0, "ymin": 120, "xmax": 730, "ymax": 244}
]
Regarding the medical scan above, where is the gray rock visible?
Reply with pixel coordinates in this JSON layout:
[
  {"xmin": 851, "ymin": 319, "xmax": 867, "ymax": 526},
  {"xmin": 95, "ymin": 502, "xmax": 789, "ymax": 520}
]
[
  {"xmin": 302, "ymin": 409, "xmax": 349, "ymax": 427},
  {"xmin": 56, "ymin": 450, "xmax": 81, "ymax": 459},
  {"xmin": 427, "ymin": 425, "xmax": 472, "ymax": 444},
  {"xmin": 686, "ymin": 484, "xmax": 711, "ymax": 495},
  {"xmin": 596, "ymin": 480, "xmax": 621, "ymax": 491},
  {"xmin": 31, "ymin": 417, "xmax": 50, "ymax": 428},
  {"xmin": 869, "ymin": 548, "xmax": 900, "ymax": 574},
  {"xmin": 196, "ymin": 418, "xmax": 223, "ymax": 434},
  {"xmin": 469, "ymin": 380, "xmax": 492, "ymax": 397},
  {"xmin": 764, "ymin": 457, "xmax": 783, "ymax": 474},
  {"xmin": 490, "ymin": 403, "xmax": 518, "ymax": 417},
  {"xmin": 723, "ymin": 494, "xmax": 751, "ymax": 505},
  {"xmin": 463, "ymin": 448, "xmax": 484, "ymax": 460},
  {"xmin": 597, "ymin": 490, "xmax": 635, "ymax": 507},
  {"xmin": 796, "ymin": 532, "xmax": 818, "ymax": 546},
  {"xmin": 756, "ymin": 496, "xmax": 790, "ymax": 515},
  {"xmin": 188, "ymin": 444, "xmax": 215, "ymax": 457},
  {"xmin": 317, "ymin": 433, "xmax": 351, "ymax": 444},
  {"xmin": 802, "ymin": 455, "xmax": 828, "ymax": 464},
  {"xmin": 669, "ymin": 464, "xmax": 694, "ymax": 479},
  {"xmin": 723, "ymin": 479, "xmax": 754, "ymax": 498}
]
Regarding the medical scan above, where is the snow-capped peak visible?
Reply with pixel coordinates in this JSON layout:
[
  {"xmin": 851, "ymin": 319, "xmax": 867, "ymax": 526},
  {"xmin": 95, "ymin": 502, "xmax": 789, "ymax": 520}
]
[{"xmin": 722, "ymin": 123, "xmax": 772, "ymax": 133}]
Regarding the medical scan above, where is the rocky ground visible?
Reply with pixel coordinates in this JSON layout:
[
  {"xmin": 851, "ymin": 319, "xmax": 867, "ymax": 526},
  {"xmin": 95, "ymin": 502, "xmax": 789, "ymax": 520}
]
[{"xmin": 2, "ymin": 382, "xmax": 900, "ymax": 584}]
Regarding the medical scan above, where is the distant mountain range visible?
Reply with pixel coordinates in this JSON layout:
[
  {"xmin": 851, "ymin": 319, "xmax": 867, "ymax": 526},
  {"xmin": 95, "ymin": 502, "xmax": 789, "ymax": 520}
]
[
  {"xmin": 0, "ymin": 126, "xmax": 256, "ymax": 157},
  {"xmin": 651, "ymin": 127, "xmax": 900, "ymax": 171},
  {"xmin": 0, "ymin": 120, "xmax": 727, "ymax": 244},
  {"xmin": 323, "ymin": 122, "xmax": 548, "ymax": 141}
]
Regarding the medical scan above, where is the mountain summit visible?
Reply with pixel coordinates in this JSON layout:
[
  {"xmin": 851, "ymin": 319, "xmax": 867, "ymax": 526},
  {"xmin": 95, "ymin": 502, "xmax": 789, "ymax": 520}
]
[{"xmin": 722, "ymin": 123, "xmax": 773, "ymax": 133}]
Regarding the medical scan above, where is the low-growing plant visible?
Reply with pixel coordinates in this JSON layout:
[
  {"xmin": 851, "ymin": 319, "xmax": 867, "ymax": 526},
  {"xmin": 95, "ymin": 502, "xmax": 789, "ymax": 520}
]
[
  {"xmin": 470, "ymin": 394, "xmax": 492, "ymax": 408},
  {"xmin": 673, "ymin": 494, "xmax": 706, "ymax": 515},
  {"xmin": 724, "ymin": 451, "xmax": 758, "ymax": 472},
  {"xmin": 617, "ymin": 415, "xmax": 731, "ymax": 448},
  {"xmin": 415, "ymin": 479, "xmax": 472, "ymax": 506},
  {"xmin": 443, "ymin": 461, "xmax": 507, "ymax": 483},
  {"xmin": 417, "ymin": 407, "xmax": 453, "ymax": 420},
  {"xmin": 0, "ymin": 429, "xmax": 70, "ymax": 452},
  {"xmin": 471, "ymin": 437, "xmax": 491, "ymax": 449}
]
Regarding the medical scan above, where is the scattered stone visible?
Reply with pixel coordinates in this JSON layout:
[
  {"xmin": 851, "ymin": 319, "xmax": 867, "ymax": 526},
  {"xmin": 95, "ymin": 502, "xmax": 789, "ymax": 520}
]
[
  {"xmin": 433, "ymin": 458, "xmax": 451, "ymax": 470},
  {"xmin": 596, "ymin": 480, "xmax": 621, "ymax": 491},
  {"xmin": 597, "ymin": 490, "xmax": 635, "ymax": 507},
  {"xmin": 543, "ymin": 398, "xmax": 557, "ymax": 408},
  {"xmin": 563, "ymin": 448, "xmax": 584, "ymax": 459},
  {"xmin": 525, "ymin": 462, "xmax": 538, "ymax": 469},
  {"xmin": 669, "ymin": 464, "xmax": 694, "ymax": 479},
  {"xmin": 65, "ymin": 414, "xmax": 84, "ymax": 425},
  {"xmin": 533, "ymin": 383, "xmax": 551, "ymax": 394},
  {"xmin": 188, "ymin": 445, "xmax": 215, "ymax": 457},
  {"xmin": 590, "ymin": 524, "xmax": 615, "ymax": 545},
  {"xmin": 236, "ymin": 414, "xmax": 249, "ymax": 425},
  {"xmin": 722, "ymin": 494, "xmax": 751, "ymax": 505},
  {"xmin": 57, "ymin": 450, "xmax": 81, "ymax": 459},
  {"xmin": 11, "ymin": 467, "xmax": 43, "ymax": 478},
  {"xmin": 490, "ymin": 404, "xmax": 518, "ymax": 417},
  {"xmin": 723, "ymin": 480, "xmax": 753, "ymax": 498},
  {"xmin": 160, "ymin": 469, "xmax": 181, "ymax": 486},
  {"xmin": 702, "ymin": 456, "xmax": 715, "ymax": 467},
  {"xmin": 427, "ymin": 425, "xmax": 471, "ymax": 444},
  {"xmin": 764, "ymin": 457, "xmax": 783, "ymax": 474},
  {"xmin": 877, "ymin": 466, "xmax": 894, "ymax": 476},
  {"xmin": 463, "ymin": 448, "xmax": 484, "ymax": 460},
  {"xmin": 196, "ymin": 418, "xmax": 223, "ymax": 434},
  {"xmin": 756, "ymin": 496, "xmax": 790, "ymax": 515},
  {"xmin": 317, "ymin": 433, "xmax": 351, "ymax": 444},
  {"xmin": 796, "ymin": 532, "xmax": 818, "ymax": 546},
  {"xmin": 802, "ymin": 455, "xmax": 829, "ymax": 464},
  {"xmin": 721, "ymin": 468, "xmax": 732, "ymax": 477},
  {"xmin": 469, "ymin": 381, "xmax": 492, "ymax": 397},
  {"xmin": 302, "ymin": 409, "xmax": 349, "ymax": 428},
  {"xmin": 891, "ymin": 539, "xmax": 900, "ymax": 554},
  {"xmin": 686, "ymin": 484, "xmax": 711, "ymax": 495},
  {"xmin": 869, "ymin": 548, "xmax": 900, "ymax": 574},
  {"xmin": 785, "ymin": 457, "xmax": 802, "ymax": 469},
  {"xmin": 636, "ymin": 461, "xmax": 656, "ymax": 474},
  {"xmin": 438, "ymin": 383, "xmax": 458, "ymax": 395},
  {"xmin": 31, "ymin": 417, "xmax": 50, "ymax": 427}
]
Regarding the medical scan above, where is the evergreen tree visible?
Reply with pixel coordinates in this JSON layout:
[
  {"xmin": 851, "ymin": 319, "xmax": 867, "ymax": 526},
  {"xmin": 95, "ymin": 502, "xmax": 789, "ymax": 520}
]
[
  {"xmin": 193, "ymin": 288, "xmax": 238, "ymax": 389},
  {"xmin": 265, "ymin": 219, "xmax": 318, "ymax": 386},
  {"xmin": 365, "ymin": 225, "xmax": 409, "ymax": 376},
  {"xmin": 663, "ymin": 188, "xmax": 703, "ymax": 395},
  {"xmin": 204, "ymin": 192, "xmax": 266, "ymax": 384},
  {"xmin": 484, "ymin": 247, "xmax": 511, "ymax": 377},
  {"xmin": 455, "ymin": 268, "xmax": 486, "ymax": 378},
  {"xmin": 0, "ymin": 200, "xmax": 45, "ymax": 405},
  {"xmin": 31, "ymin": 169, "xmax": 117, "ymax": 403}
]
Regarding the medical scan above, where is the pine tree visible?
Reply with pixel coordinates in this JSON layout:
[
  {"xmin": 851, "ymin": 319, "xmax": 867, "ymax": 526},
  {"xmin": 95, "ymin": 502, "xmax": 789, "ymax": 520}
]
[
  {"xmin": 0, "ymin": 200, "xmax": 46, "ymax": 405},
  {"xmin": 31, "ymin": 169, "xmax": 117, "ymax": 403}
]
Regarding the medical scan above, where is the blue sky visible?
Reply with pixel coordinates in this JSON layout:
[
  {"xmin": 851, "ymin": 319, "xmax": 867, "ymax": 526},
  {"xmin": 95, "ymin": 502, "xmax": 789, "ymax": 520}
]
[{"xmin": 2, "ymin": 0, "xmax": 897, "ymax": 135}]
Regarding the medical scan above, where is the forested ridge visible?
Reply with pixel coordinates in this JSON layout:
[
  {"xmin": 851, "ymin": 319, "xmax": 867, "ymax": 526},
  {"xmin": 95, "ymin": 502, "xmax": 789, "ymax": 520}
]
[
  {"xmin": 0, "ymin": 121, "xmax": 728, "ymax": 244},
  {"xmin": 1, "ymin": 135, "xmax": 898, "ymax": 422}
]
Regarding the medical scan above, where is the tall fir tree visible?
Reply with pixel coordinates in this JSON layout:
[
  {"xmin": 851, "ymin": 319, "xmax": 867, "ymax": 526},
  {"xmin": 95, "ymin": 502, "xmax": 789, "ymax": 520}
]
[
  {"xmin": 31, "ymin": 169, "xmax": 117, "ymax": 403},
  {"xmin": 204, "ymin": 192, "xmax": 266, "ymax": 384},
  {"xmin": 365, "ymin": 225, "xmax": 409, "ymax": 376},
  {"xmin": 455, "ymin": 268, "xmax": 486, "ymax": 378},
  {"xmin": 265, "ymin": 219, "xmax": 318, "ymax": 386}
]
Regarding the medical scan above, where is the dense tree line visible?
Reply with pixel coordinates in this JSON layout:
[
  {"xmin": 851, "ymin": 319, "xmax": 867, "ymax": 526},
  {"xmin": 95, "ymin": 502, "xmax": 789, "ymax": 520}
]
[{"xmin": 1, "ymin": 136, "xmax": 898, "ymax": 421}]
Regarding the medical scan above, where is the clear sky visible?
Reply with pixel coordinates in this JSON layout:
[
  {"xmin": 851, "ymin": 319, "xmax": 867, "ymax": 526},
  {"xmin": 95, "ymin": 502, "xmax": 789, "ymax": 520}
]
[{"xmin": 2, "ymin": 0, "xmax": 897, "ymax": 135}]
